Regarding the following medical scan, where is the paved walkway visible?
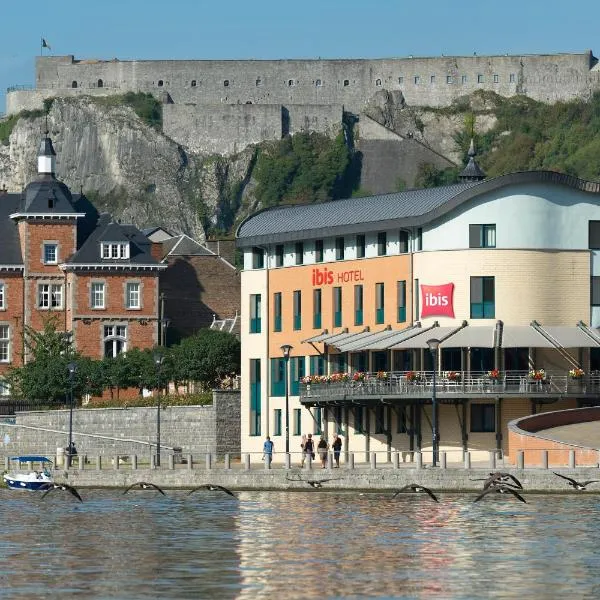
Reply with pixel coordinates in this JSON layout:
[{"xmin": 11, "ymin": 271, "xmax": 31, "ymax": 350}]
[{"xmin": 537, "ymin": 422, "xmax": 600, "ymax": 449}]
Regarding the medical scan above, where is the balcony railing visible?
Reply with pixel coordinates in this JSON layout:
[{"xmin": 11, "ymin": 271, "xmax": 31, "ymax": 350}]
[{"xmin": 300, "ymin": 371, "xmax": 600, "ymax": 400}]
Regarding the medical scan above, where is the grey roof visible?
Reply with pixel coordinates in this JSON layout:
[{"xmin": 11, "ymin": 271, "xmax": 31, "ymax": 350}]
[
  {"xmin": 163, "ymin": 235, "xmax": 214, "ymax": 257},
  {"xmin": 236, "ymin": 171, "xmax": 600, "ymax": 247},
  {"xmin": 459, "ymin": 157, "xmax": 486, "ymax": 181},
  {"xmin": 0, "ymin": 193, "xmax": 24, "ymax": 266},
  {"xmin": 18, "ymin": 174, "xmax": 79, "ymax": 215},
  {"xmin": 38, "ymin": 136, "xmax": 56, "ymax": 157}
]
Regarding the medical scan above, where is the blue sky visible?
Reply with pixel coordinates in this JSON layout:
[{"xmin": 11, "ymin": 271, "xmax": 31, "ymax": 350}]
[{"xmin": 1, "ymin": 0, "xmax": 600, "ymax": 112}]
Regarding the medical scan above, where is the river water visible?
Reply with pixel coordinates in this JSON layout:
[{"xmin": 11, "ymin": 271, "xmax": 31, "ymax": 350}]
[{"xmin": 1, "ymin": 488, "xmax": 599, "ymax": 599}]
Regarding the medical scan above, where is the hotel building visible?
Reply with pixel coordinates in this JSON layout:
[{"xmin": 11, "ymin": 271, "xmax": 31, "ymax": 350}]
[{"xmin": 236, "ymin": 156, "xmax": 600, "ymax": 461}]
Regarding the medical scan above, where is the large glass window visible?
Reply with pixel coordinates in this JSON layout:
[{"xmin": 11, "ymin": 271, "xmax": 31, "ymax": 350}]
[
  {"xmin": 101, "ymin": 242, "xmax": 129, "ymax": 259},
  {"xmin": 355, "ymin": 407, "xmax": 364, "ymax": 434},
  {"xmin": 469, "ymin": 224, "xmax": 496, "ymax": 248},
  {"xmin": 416, "ymin": 228, "xmax": 423, "ymax": 251},
  {"xmin": 310, "ymin": 355, "xmax": 326, "ymax": 376},
  {"xmin": 335, "ymin": 237, "xmax": 345, "ymax": 261},
  {"xmin": 295, "ymin": 242, "xmax": 304, "ymax": 265},
  {"xmin": 126, "ymin": 282, "xmax": 140, "ymax": 309},
  {"xmin": 250, "ymin": 294, "xmax": 262, "ymax": 333},
  {"xmin": 471, "ymin": 403, "xmax": 495, "ymax": 432},
  {"xmin": 313, "ymin": 289, "xmax": 322, "ymax": 329},
  {"xmin": 470, "ymin": 277, "xmax": 495, "ymax": 319},
  {"xmin": 293, "ymin": 409, "xmax": 302, "ymax": 435},
  {"xmin": 275, "ymin": 245, "xmax": 284, "ymax": 267},
  {"xmin": 354, "ymin": 285, "xmax": 363, "ymax": 326},
  {"xmin": 414, "ymin": 278, "xmax": 419, "ymax": 319},
  {"xmin": 356, "ymin": 235, "xmax": 366, "ymax": 259},
  {"xmin": 375, "ymin": 405, "xmax": 385, "ymax": 433},
  {"xmin": 0, "ymin": 283, "xmax": 5, "ymax": 310},
  {"xmin": 399, "ymin": 231, "xmax": 409, "ymax": 254},
  {"xmin": 274, "ymin": 409, "xmax": 282, "ymax": 436},
  {"xmin": 397, "ymin": 280, "xmax": 406, "ymax": 323},
  {"xmin": 250, "ymin": 359, "xmax": 261, "ymax": 436},
  {"xmin": 377, "ymin": 232, "xmax": 387, "ymax": 256},
  {"xmin": 592, "ymin": 276, "xmax": 600, "ymax": 306},
  {"xmin": 251, "ymin": 247, "xmax": 264, "ymax": 269},
  {"xmin": 43, "ymin": 243, "xmax": 58, "ymax": 264},
  {"xmin": 375, "ymin": 283, "xmax": 385, "ymax": 324},
  {"xmin": 91, "ymin": 282, "xmax": 105, "ymax": 309},
  {"xmin": 293, "ymin": 290, "xmax": 302, "ymax": 330},
  {"xmin": 333, "ymin": 287, "xmax": 342, "ymax": 327},
  {"xmin": 103, "ymin": 325, "xmax": 127, "ymax": 358},
  {"xmin": 315, "ymin": 240, "xmax": 324, "ymax": 263},
  {"xmin": 270, "ymin": 358, "xmax": 285, "ymax": 396},
  {"xmin": 0, "ymin": 325, "xmax": 9, "ymax": 363},
  {"xmin": 589, "ymin": 221, "xmax": 600, "ymax": 249},
  {"xmin": 273, "ymin": 292, "xmax": 282, "ymax": 332},
  {"xmin": 291, "ymin": 356, "xmax": 305, "ymax": 396},
  {"xmin": 38, "ymin": 284, "xmax": 63, "ymax": 309}
]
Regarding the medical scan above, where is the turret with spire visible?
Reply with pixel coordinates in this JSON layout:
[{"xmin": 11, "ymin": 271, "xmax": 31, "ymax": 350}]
[{"xmin": 458, "ymin": 139, "xmax": 486, "ymax": 182}]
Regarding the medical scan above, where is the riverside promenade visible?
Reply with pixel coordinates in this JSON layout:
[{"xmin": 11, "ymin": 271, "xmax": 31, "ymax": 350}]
[{"xmin": 4, "ymin": 451, "xmax": 600, "ymax": 493}]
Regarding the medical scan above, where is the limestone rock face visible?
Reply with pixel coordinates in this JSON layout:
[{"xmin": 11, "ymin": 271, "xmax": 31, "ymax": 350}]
[{"xmin": 0, "ymin": 98, "xmax": 256, "ymax": 239}]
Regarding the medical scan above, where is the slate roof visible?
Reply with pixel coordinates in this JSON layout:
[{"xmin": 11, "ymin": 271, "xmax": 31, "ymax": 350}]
[
  {"xmin": 162, "ymin": 235, "xmax": 215, "ymax": 257},
  {"xmin": 236, "ymin": 171, "xmax": 600, "ymax": 248},
  {"xmin": 18, "ymin": 174, "xmax": 81, "ymax": 215},
  {"xmin": 0, "ymin": 193, "xmax": 24, "ymax": 266}
]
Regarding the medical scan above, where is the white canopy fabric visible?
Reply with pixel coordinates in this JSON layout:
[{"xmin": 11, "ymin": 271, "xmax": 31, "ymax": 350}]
[
  {"xmin": 390, "ymin": 326, "xmax": 464, "ymax": 349},
  {"xmin": 501, "ymin": 326, "xmax": 555, "ymax": 348},
  {"xmin": 336, "ymin": 325, "xmax": 421, "ymax": 352},
  {"xmin": 366, "ymin": 327, "xmax": 425, "ymax": 350},
  {"xmin": 328, "ymin": 329, "xmax": 382, "ymax": 351},
  {"xmin": 540, "ymin": 326, "xmax": 600, "ymax": 348},
  {"xmin": 438, "ymin": 326, "xmax": 497, "ymax": 348}
]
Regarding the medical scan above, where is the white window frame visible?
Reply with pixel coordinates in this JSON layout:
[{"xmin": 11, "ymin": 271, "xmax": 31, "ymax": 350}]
[
  {"xmin": 103, "ymin": 324, "xmax": 127, "ymax": 358},
  {"xmin": 126, "ymin": 282, "xmax": 141, "ymax": 309},
  {"xmin": 101, "ymin": 242, "xmax": 130, "ymax": 260},
  {"xmin": 0, "ymin": 325, "xmax": 10, "ymax": 363},
  {"xmin": 91, "ymin": 282, "xmax": 105, "ymax": 309},
  {"xmin": 43, "ymin": 243, "xmax": 58, "ymax": 265},
  {"xmin": 0, "ymin": 283, "xmax": 5, "ymax": 310},
  {"xmin": 0, "ymin": 379, "xmax": 10, "ymax": 395},
  {"xmin": 38, "ymin": 283, "xmax": 63, "ymax": 309}
]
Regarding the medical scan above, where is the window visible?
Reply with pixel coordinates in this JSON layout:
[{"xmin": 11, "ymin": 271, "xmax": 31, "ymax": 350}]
[
  {"xmin": 354, "ymin": 285, "xmax": 363, "ymax": 326},
  {"xmin": 250, "ymin": 294, "xmax": 262, "ymax": 333},
  {"xmin": 462, "ymin": 75, "xmax": 467, "ymax": 84},
  {"xmin": 256, "ymin": 78, "xmax": 262, "ymax": 87},
  {"xmin": 273, "ymin": 292, "xmax": 282, "ymax": 332},
  {"xmin": 398, "ymin": 76, "xmax": 404, "ymax": 84},
  {"xmin": 97, "ymin": 79, "xmax": 104, "ymax": 88},
  {"xmin": 313, "ymin": 289, "xmax": 322, "ymax": 329},
  {"xmin": 0, "ymin": 325, "xmax": 9, "ymax": 363},
  {"xmin": 377, "ymin": 232, "xmax": 387, "ymax": 256},
  {"xmin": 375, "ymin": 406, "xmax": 385, "ymax": 433},
  {"xmin": 335, "ymin": 406, "xmax": 344, "ymax": 435},
  {"xmin": 275, "ymin": 244, "xmax": 284, "ymax": 267},
  {"xmin": 589, "ymin": 221, "xmax": 600, "ymax": 249},
  {"xmin": 191, "ymin": 79, "xmax": 197, "ymax": 87},
  {"xmin": 477, "ymin": 74, "xmax": 484, "ymax": 83},
  {"xmin": 446, "ymin": 75, "xmax": 453, "ymax": 84},
  {"xmin": 126, "ymin": 282, "xmax": 140, "ymax": 309},
  {"xmin": 101, "ymin": 242, "xmax": 129, "ymax": 260},
  {"xmin": 224, "ymin": 80, "xmax": 230, "ymax": 87},
  {"xmin": 38, "ymin": 284, "xmax": 63, "ymax": 309},
  {"xmin": 295, "ymin": 242, "xmax": 304, "ymax": 265},
  {"xmin": 0, "ymin": 283, "xmax": 5, "ymax": 310},
  {"xmin": 291, "ymin": 356, "xmax": 305, "ymax": 395},
  {"xmin": 469, "ymin": 224, "xmax": 496, "ymax": 248},
  {"xmin": 399, "ymin": 230, "xmax": 409, "ymax": 253},
  {"xmin": 252, "ymin": 247, "xmax": 264, "ymax": 269},
  {"xmin": 316, "ymin": 79, "xmax": 322, "ymax": 87},
  {"xmin": 397, "ymin": 280, "xmax": 406, "ymax": 323},
  {"xmin": 293, "ymin": 409, "xmax": 302, "ymax": 435},
  {"xmin": 71, "ymin": 81, "xmax": 78, "ymax": 88},
  {"xmin": 414, "ymin": 278, "xmax": 420, "ymax": 320},
  {"xmin": 333, "ymin": 287, "xmax": 342, "ymax": 327},
  {"xmin": 416, "ymin": 228, "xmax": 423, "ymax": 251},
  {"xmin": 430, "ymin": 75, "xmax": 435, "ymax": 84},
  {"xmin": 270, "ymin": 358, "xmax": 285, "ymax": 396},
  {"xmin": 157, "ymin": 80, "xmax": 163, "ymax": 87},
  {"xmin": 91, "ymin": 282, "xmax": 105, "ymax": 309},
  {"xmin": 414, "ymin": 76, "xmax": 420, "ymax": 85},
  {"xmin": 250, "ymin": 359, "xmax": 261, "ymax": 436},
  {"xmin": 376, "ymin": 78, "xmax": 382, "ymax": 86},
  {"xmin": 509, "ymin": 73, "xmax": 516, "ymax": 83},
  {"xmin": 335, "ymin": 237, "xmax": 345, "ymax": 260},
  {"xmin": 103, "ymin": 325, "xmax": 127, "ymax": 358},
  {"xmin": 274, "ymin": 409, "xmax": 282, "ymax": 436},
  {"xmin": 310, "ymin": 354, "xmax": 325, "ymax": 376},
  {"xmin": 356, "ymin": 235, "xmax": 366, "ymax": 259},
  {"xmin": 376, "ymin": 283, "xmax": 385, "ymax": 324},
  {"xmin": 315, "ymin": 240, "xmax": 324, "ymax": 263},
  {"xmin": 397, "ymin": 407, "xmax": 407, "ymax": 433},
  {"xmin": 315, "ymin": 407, "xmax": 322, "ymax": 435},
  {"xmin": 471, "ymin": 403, "xmax": 495, "ymax": 432},
  {"xmin": 355, "ymin": 406, "xmax": 364, "ymax": 434},
  {"xmin": 470, "ymin": 276, "xmax": 495, "ymax": 319},
  {"xmin": 0, "ymin": 379, "xmax": 10, "ymax": 396},
  {"xmin": 591, "ymin": 277, "xmax": 600, "ymax": 306},
  {"xmin": 288, "ymin": 79, "xmax": 295, "ymax": 87},
  {"xmin": 293, "ymin": 290, "xmax": 302, "ymax": 330},
  {"xmin": 43, "ymin": 243, "xmax": 58, "ymax": 264},
  {"xmin": 343, "ymin": 79, "xmax": 350, "ymax": 87}
]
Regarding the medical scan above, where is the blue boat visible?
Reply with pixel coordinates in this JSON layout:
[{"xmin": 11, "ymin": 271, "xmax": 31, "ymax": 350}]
[{"xmin": 3, "ymin": 456, "xmax": 54, "ymax": 491}]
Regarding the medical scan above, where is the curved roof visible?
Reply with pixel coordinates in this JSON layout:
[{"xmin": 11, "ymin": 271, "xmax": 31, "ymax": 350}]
[{"xmin": 236, "ymin": 171, "xmax": 600, "ymax": 247}]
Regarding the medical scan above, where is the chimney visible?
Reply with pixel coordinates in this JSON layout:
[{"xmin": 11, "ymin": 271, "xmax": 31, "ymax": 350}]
[{"xmin": 150, "ymin": 241, "xmax": 164, "ymax": 262}]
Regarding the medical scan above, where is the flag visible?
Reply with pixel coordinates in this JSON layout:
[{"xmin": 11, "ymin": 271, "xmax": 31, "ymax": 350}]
[{"xmin": 41, "ymin": 38, "xmax": 51, "ymax": 50}]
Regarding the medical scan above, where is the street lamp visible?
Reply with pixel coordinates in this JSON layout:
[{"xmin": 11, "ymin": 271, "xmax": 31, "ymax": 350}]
[
  {"xmin": 66, "ymin": 362, "xmax": 77, "ymax": 468},
  {"xmin": 153, "ymin": 350, "xmax": 165, "ymax": 467},
  {"xmin": 426, "ymin": 338, "xmax": 440, "ymax": 467},
  {"xmin": 280, "ymin": 344, "xmax": 293, "ymax": 455}
]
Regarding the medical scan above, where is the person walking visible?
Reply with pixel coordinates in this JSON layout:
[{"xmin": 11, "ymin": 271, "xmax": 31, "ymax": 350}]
[
  {"xmin": 263, "ymin": 436, "xmax": 274, "ymax": 466},
  {"xmin": 303, "ymin": 433, "xmax": 315, "ymax": 467},
  {"xmin": 332, "ymin": 434, "xmax": 342, "ymax": 468},
  {"xmin": 300, "ymin": 434, "xmax": 307, "ymax": 466},
  {"xmin": 317, "ymin": 435, "xmax": 329, "ymax": 469}
]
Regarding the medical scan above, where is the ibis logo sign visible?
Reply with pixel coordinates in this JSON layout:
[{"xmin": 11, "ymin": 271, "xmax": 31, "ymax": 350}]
[{"xmin": 420, "ymin": 283, "xmax": 455, "ymax": 318}]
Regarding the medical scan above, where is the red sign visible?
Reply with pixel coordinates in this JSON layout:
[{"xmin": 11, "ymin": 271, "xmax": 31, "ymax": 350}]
[
  {"xmin": 421, "ymin": 283, "xmax": 455, "ymax": 318},
  {"xmin": 312, "ymin": 267, "xmax": 364, "ymax": 286}
]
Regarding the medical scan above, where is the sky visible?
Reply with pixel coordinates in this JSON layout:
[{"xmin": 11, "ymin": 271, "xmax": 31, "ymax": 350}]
[{"xmin": 2, "ymin": 0, "xmax": 600, "ymax": 112}]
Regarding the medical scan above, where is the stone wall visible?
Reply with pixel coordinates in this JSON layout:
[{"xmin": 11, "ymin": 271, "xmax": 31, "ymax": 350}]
[{"xmin": 0, "ymin": 390, "xmax": 240, "ymax": 458}]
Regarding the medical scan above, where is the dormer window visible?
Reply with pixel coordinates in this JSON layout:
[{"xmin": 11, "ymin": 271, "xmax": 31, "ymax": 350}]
[{"xmin": 101, "ymin": 242, "xmax": 130, "ymax": 260}]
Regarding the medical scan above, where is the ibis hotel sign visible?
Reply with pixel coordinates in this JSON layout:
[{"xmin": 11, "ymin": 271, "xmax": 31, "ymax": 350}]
[
  {"xmin": 421, "ymin": 283, "xmax": 455, "ymax": 318},
  {"xmin": 312, "ymin": 267, "xmax": 364, "ymax": 286}
]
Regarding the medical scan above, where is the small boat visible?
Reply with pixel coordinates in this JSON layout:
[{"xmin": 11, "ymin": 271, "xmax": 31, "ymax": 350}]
[{"xmin": 3, "ymin": 456, "xmax": 54, "ymax": 491}]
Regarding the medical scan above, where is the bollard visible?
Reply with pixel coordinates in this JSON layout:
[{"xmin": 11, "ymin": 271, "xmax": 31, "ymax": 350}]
[
  {"xmin": 464, "ymin": 451, "xmax": 471, "ymax": 469},
  {"xmin": 132, "ymin": 455, "xmax": 138, "ymax": 470},
  {"xmin": 187, "ymin": 454, "xmax": 193, "ymax": 469},
  {"xmin": 517, "ymin": 450, "xmax": 524, "ymax": 469},
  {"xmin": 264, "ymin": 453, "xmax": 271, "ymax": 470},
  {"xmin": 168, "ymin": 454, "xmax": 175, "ymax": 470},
  {"xmin": 416, "ymin": 452, "xmax": 423, "ymax": 469},
  {"xmin": 370, "ymin": 452, "xmax": 377, "ymax": 470},
  {"xmin": 541, "ymin": 450, "xmax": 549, "ymax": 469},
  {"xmin": 96, "ymin": 455, "xmax": 102, "ymax": 471},
  {"xmin": 348, "ymin": 452, "xmax": 355, "ymax": 470},
  {"xmin": 489, "ymin": 450, "xmax": 496, "ymax": 470},
  {"xmin": 151, "ymin": 454, "xmax": 156, "ymax": 469},
  {"xmin": 327, "ymin": 452, "xmax": 333, "ymax": 470},
  {"xmin": 114, "ymin": 455, "xmax": 119, "ymax": 470},
  {"xmin": 569, "ymin": 449, "xmax": 576, "ymax": 469},
  {"xmin": 393, "ymin": 452, "xmax": 400, "ymax": 469},
  {"xmin": 285, "ymin": 453, "xmax": 291, "ymax": 470},
  {"xmin": 4, "ymin": 456, "xmax": 8, "ymax": 470},
  {"xmin": 78, "ymin": 455, "xmax": 84, "ymax": 471},
  {"xmin": 441, "ymin": 451, "xmax": 447, "ymax": 469},
  {"xmin": 225, "ymin": 454, "xmax": 231, "ymax": 470},
  {"xmin": 244, "ymin": 453, "xmax": 251, "ymax": 470},
  {"xmin": 306, "ymin": 453, "xmax": 313, "ymax": 470},
  {"xmin": 206, "ymin": 453, "xmax": 212, "ymax": 470}
]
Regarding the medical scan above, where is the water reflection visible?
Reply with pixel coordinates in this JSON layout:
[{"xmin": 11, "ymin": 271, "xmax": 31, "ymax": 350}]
[{"xmin": 1, "ymin": 489, "xmax": 600, "ymax": 598}]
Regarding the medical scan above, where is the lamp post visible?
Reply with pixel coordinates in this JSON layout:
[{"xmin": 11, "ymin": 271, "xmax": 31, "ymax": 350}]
[
  {"xmin": 66, "ymin": 362, "xmax": 77, "ymax": 468},
  {"xmin": 426, "ymin": 338, "xmax": 440, "ymax": 467},
  {"xmin": 153, "ymin": 350, "xmax": 164, "ymax": 467},
  {"xmin": 280, "ymin": 344, "xmax": 293, "ymax": 455}
]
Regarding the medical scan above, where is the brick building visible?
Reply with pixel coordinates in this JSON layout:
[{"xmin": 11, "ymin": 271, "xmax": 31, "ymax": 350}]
[{"xmin": 0, "ymin": 135, "xmax": 165, "ymax": 391}]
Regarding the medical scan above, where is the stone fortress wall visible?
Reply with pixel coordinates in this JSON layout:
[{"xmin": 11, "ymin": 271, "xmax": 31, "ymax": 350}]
[{"xmin": 6, "ymin": 52, "xmax": 600, "ymax": 156}]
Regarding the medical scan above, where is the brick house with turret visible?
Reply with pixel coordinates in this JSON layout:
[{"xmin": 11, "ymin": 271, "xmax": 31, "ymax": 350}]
[{"xmin": 0, "ymin": 134, "xmax": 165, "ymax": 393}]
